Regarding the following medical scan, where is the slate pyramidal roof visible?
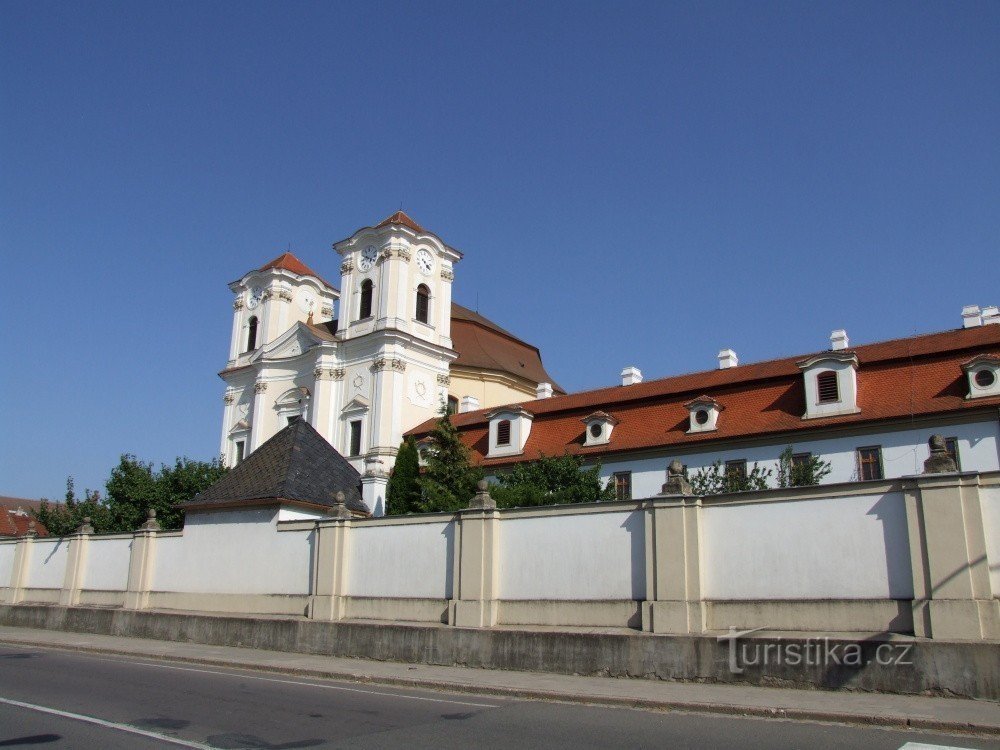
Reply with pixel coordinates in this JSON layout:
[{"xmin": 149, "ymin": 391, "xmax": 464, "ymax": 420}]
[{"xmin": 184, "ymin": 419, "xmax": 369, "ymax": 516}]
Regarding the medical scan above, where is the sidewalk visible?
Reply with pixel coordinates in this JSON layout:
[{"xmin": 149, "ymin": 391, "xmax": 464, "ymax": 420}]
[{"xmin": 1, "ymin": 624, "xmax": 997, "ymax": 736}]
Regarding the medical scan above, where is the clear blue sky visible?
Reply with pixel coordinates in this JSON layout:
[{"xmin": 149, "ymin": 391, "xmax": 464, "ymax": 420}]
[{"xmin": 1, "ymin": 1, "xmax": 998, "ymax": 501}]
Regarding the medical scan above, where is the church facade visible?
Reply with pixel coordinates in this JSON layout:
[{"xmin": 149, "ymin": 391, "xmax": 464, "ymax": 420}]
[{"xmin": 219, "ymin": 212, "xmax": 559, "ymax": 515}]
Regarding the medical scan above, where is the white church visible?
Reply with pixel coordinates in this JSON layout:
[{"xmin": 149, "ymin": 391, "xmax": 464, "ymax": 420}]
[{"xmin": 219, "ymin": 211, "xmax": 561, "ymax": 515}]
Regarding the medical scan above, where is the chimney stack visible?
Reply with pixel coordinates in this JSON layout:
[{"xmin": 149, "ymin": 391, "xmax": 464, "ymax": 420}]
[
  {"xmin": 830, "ymin": 329, "xmax": 849, "ymax": 351},
  {"xmin": 620, "ymin": 366, "xmax": 643, "ymax": 386},
  {"xmin": 962, "ymin": 305, "xmax": 982, "ymax": 328},
  {"xmin": 536, "ymin": 382, "xmax": 553, "ymax": 399},
  {"xmin": 459, "ymin": 395, "xmax": 480, "ymax": 413},
  {"xmin": 717, "ymin": 349, "xmax": 738, "ymax": 369},
  {"xmin": 983, "ymin": 306, "xmax": 1000, "ymax": 325}
]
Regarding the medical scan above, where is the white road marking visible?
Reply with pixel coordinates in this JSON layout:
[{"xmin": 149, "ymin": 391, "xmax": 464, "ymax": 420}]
[
  {"xmin": 0, "ymin": 641, "xmax": 500, "ymax": 709},
  {"xmin": 0, "ymin": 695, "xmax": 214, "ymax": 748},
  {"xmin": 898, "ymin": 743, "xmax": 978, "ymax": 749}
]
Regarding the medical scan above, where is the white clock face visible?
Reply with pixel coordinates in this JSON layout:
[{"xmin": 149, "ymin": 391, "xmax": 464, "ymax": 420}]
[
  {"xmin": 297, "ymin": 289, "xmax": 316, "ymax": 314},
  {"xmin": 246, "ymin": 287, "xmax": 263, "ymax": 310},
  {"xmin": 358, "ymin": 245, "xmax": 378, "ymax": 272},
  {"xmin": 416, "ymin": 249, "xmax": 433, "ymax": 276}
]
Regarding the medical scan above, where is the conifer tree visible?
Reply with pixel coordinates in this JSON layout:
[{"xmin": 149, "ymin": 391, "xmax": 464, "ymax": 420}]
[
  {"xmin": 386, "ymin": 436, "xmax": 421, "ymax": 515},
  {"xmin": 417, "ymin": 413, "xmax": 483, "ymax": 512}
]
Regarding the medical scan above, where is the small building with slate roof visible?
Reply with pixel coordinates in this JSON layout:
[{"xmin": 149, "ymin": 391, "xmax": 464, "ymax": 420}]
[{"xmin": 184, "ymin": 418, "xmax": 369, "ymax": 520}]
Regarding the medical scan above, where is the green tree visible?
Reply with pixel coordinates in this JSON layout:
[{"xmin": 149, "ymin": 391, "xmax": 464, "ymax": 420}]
[
  {"xmin": 386, "ymin": 436, "xmax": 422, "ymax": 515},
  {"xmin": 689, "ymin": 460, "xmax": 772, "ymax": 495},
  {"xmin": 417, "ymin": 413, "xmax": 483, "ymax": 512},
  {"xmin": 490, "ymin": 454, "xmax": 615, "ymax": 509},
  {"xmin": 33, "ymin": 478, "xmax": 108, "ymax": 536},
  {"xmin": 777, "ymin": 447, "xmax": 832, "ymax": 488}
]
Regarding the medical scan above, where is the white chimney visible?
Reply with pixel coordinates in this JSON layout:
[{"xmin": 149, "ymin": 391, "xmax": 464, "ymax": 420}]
[
  {"xmin": 620, "ymin": 366, "xmax": 643, "ymax": 386},
  {"xmin": 717, "ymin": 349, "xmax": 738, "ymax": 369},
  {"xmin": 962, "ymin": 305, "xmax": 982, "ymax": 328},
  {"xmin": 830, "ymin": 329, "xmax": 849, "ymax": 351},
  {"xmin": 536, "ymin": 382, "xmax": 553, "ymax": 399},
  {"xmin": 982, "ymin": 306, "xmax": 1000, "ymax": 325},
  {"xmin": 459, "ymin": 395, "xmax": 480, "ymax": 413}
]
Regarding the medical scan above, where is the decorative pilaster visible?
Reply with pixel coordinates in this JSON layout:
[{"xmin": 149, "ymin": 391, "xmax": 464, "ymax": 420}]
[
  {"xmin": 250, "ymin": 380, "xmax": 269, "ymax": 451},
  {"xmin": 58, "ymin": 518, "xmax": 94, "ymax": 606},
  {"xmin": 123, "ymin": 510, "xmax": 161, "ymax": 611},
  {"xmin": 310, "ymin": 494, "xmax": 353, "ymax": 621},
  {"xmin": 452, "ymin": 482, "xmax": 501, "ymax": 627},
  {"xmin": 1, "ymin": 531, "xmax": 35, "ymax": 605}
]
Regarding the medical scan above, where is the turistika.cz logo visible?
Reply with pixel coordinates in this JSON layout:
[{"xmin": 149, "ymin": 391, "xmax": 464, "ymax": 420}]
[{"xmin": 718, "ymin": 627, "xmax": 914, "ymax": 675}]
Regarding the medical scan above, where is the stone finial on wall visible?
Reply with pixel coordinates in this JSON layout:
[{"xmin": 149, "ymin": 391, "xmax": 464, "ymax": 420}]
[
  {"xmin": 331, "ymin": 491, "xmax": 353, "ymax": 519},
  {"xmin": 660, "ymin": 459, "xmax": 693, "ymax": 496},
  {"xmin": 140, "ymin": 508, "xmax": 161, "ymax": 532},
  {"xmin": 26, "ymin": 519, "xmax": 38, "ymax": 538},
  {"xmin": 76, "ymin": 517, "xmax": 95, "ymax": 535},
  {"xmin": 923, "ymin": 434, "xmax": 957, "ymax": 474},
  {"xmin": 469, "ymin": 479, "xmax": 496, "ymax": 510}
]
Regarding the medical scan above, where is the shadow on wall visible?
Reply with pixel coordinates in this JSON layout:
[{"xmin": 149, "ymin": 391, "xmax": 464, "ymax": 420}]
[
  {"xmin": 621, "ymin": 511, "xmax": 646, "ymax": 628},
  {"xmin": 866, "ymin": 493, "xmax": 914, "ymax": 634}
]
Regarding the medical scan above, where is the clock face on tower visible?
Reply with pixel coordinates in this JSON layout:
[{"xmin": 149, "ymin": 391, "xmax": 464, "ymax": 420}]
[
  {"xmin": 416, "ymin": 249, "xmax": 433, "ymax": 276},
  {"xmin": 297, "ymin": 289, "xmax": 316, "ymax": 314},
  {"xmin": 246, "ymin": 287, "xmax": 263, "ymax": 310},
  {"xmin": 358, "ymin": 245, "xmax": 378, "ymax": 272}
]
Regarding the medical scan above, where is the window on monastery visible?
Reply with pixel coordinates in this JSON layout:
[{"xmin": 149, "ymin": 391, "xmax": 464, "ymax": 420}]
[
  {"xmin": 235, "ymin": 440, "xmax": 245, "ymax": 465},
  {"xmin": 349, "ymin": 420, "xmax": 362, "ymax": 457},
  {"xmin": 725, "ymin": 459, "xmax": 748, "ymax": 483},
  {"xmin": 496, "ymin": 419, "xmax": 511, "ymax": 446},
  {"xmin": 975, "ymin": 369, "xmax": 996, "ymax": 388},
  {"xmin": 416, "ymin": 284, "xmax": 430, "ymax": 324},
  {"xmin": 359, "ymin": 280, "xmax": 374, "ymax": 319},
  {"xmin": 791, "ymin": 452, "xmax": 812, "ymax": 471},
  {"xmin": 246, "ymin": 316, "xmax": 259, "ymax": 352},
  {"xmin": 447, "ymin": 395, "xmax": 458, "ymax": 415},
  {"xmin": 944, "ymin": 437, "xmax": 961, "ymax": 470},
  {"xmin": 613, "ymin": 471, "xmax": 632, "ymax": 501},
  {"xmin": 816, "ymin": 371, "xmax": 839, "ymax": 403},
  {"xmin": 856, "ymin": 446, "xmax": 883, "ymax": 481}
]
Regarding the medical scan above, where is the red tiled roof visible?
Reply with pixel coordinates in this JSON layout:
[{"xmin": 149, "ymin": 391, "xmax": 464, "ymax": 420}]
[
  {"xmin": 0, "ymin": 509, "xmax": 47, "ymax": 538},
  {"xmin": 375, "ymin": 211, "xmax": 425, "ymax": 233},
  {"xmin": 407, "ymin": 324, "xmax": 1000, "ymax": 466},
  {"xmin": 259, "ymin": 252, "xmax": 335, "ymax": 290},
  {"xmin": 0, "ymin": 496, "xmax": 43, "ymax": 513}
]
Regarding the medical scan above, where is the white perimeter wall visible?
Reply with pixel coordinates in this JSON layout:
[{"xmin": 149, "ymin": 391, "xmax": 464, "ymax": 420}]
[
  {"xmin": 702, "ymin": 492, "xmax": 913, "ymax": 600},
  {"xmin": 83, "ymin": 537, "xmax": 132, "ymax": 591},
  {"xmin": 0, "ymin": 542, "xmax": 15, "ymax": 587},
  {"xmin": 151, "ymin": 508, "xmax": 313, "ymax": 595},
  {"xmin": 25, "ymin": 539, "xmax": 68, "ymax": 589},
  {"xmin": 499, "ymin": 510, "xmax": 645, "ymax": 600},
  {"xmin": 346, "ymin": 521, "xmax": 454, "ymax": 599},
  {"xmin": 980, "ymin": 486, "xmax": 1000, "ymax": 597},
  {"xmin": 602, "ymin": 419, "xmax": 1000, "ymax": 499}
]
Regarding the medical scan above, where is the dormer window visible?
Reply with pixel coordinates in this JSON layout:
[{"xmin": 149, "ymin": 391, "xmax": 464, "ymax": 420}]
[
  {"xmin": 581, "ymin": 411, "xmax": 618, "ymax": 446},
  {"xmin": 359, "ymin": 280, "xmax": 374, "ymax": 319},
  {"xmin": 415, "ymin": 284, "xmax": 430, "ymax": 324},
  {"xmin": 486, "ymin": 406, "xmax": 533, "ymax": 457},
  {"xmin": 797, "ymin": 352, "xmax": 860, "ymax": 419},
  {"xmin": 962, "ymin": 354, "xmax": 1000, "ymax": 399},
  {"xmin": 684, "ymin": 395, "xmax": 721, "ymax": 433}
]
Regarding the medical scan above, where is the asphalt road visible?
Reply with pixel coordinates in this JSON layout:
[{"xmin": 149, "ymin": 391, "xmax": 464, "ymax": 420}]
[{"xmin": 0, "ymin": 644, "xmax": 996, "ymax": 750}]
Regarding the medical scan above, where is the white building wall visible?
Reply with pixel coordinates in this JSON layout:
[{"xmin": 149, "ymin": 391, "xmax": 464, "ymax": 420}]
[
  {"xmin": 82, "ymin": 537, "xmax": 132, "ymax": 591},
  {"xmin": 980, "ymin": 486, "xmax": 1000, "ymax": 597},
  {"xmin": 346, "ymin": 521, "xmax": 454, "ymax": 599},
  {"xmin": 151, "ymin": 508, "xmax": 313, "ymax": 595},
  {"xmin": 499, "ymin": 511, "xmax": 645, "ymax": 600},
  {"xmin": 601, "ymin": 419, "xmax": 1000, "ymax": 499},
  {"xmin": 0, "ymin": 542, "xmax": 15, "ymax": 587},
  {"xmin": 701, "ymin": 492, "xmax": 913, "ymax": 600},
  {"xmin": 25, "ymin": 539, "xmax": 68, "ymax": 589}
]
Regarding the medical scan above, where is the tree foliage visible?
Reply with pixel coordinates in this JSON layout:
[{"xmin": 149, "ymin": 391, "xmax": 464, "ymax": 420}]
[
  {"xmin": 416, "ymin": 414, "xmax": 483, "ymax": 512},
  {"xmin": 777, "ymin": 446, "xmax": 832, "ymax": 488},
  {"xmin": 386, "ymin": 437, "xmax": 422, "ymax": 515},
  {"xmin": 33, "ymin": 456, "xmax": 228, "ymax": 535},
  {"xmin": 689, "ymin": 460, "xmax": 773, "ymax": 495},
  {"xmin": 490, "ymin": 454, "xmax": 615, "ymax": 509}
]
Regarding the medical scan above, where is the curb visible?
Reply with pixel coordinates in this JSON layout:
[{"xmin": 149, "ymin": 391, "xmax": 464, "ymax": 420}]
[{"xmin": 2, "ymin": 636, "xmax": 997, "ymax": 738}]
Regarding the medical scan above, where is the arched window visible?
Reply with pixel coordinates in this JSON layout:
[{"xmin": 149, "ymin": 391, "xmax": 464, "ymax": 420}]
[
  {"xmin": 359, "ymin": 280, "xmax": 374, "ymax": 319},
  {"xmin": 246, "ymin": 316, "xmax": 258, "ymax": 352},
  {"xmin": 415, "ymin": 284, "xmax": 430, "ymax": 324}
]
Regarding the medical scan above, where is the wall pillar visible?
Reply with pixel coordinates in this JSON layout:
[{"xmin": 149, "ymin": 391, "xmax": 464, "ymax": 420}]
[
  {"xmin": 58, "ymin": 518, "xmax": 94, "ymax": 606},
  {"xmin": 1, "ymin": 530, "xmax": 36, "ymax": 604},
  {"xmin": 310, "ymin": 495, "xmax": 352, "ymax": 620},
  {"xmin": 452, "ymin": 482, "xmax": 501, "ymax": 627},
  {"xmin": 123, "ymin": 511, "xmax": 161, "ymax": 611},
  {"xmin": 904, "ymin": 473, "xmax": 999, "ymax": 639},
  {"xmin": 641, "ymin": 493, "xmax": 705, "ymax": 634}
]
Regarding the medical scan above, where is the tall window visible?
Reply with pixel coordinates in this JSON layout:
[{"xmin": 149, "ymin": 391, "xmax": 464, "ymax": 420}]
[
  {"xmin": 613, "ymin": 471, "xmax": 632, "ymax": 501},
  {"xmin": 246, "ymin": 316, "xmax": 259, "ymax": 352},
  {"xmin": 359, "ymin": 280, "xmax": 373, "ymax": 319},
  {"xmin": 349, "ymin": 420, "xmax": 362, "ymax": 457},
  {"xmin": 725, "ymin": 459, "xmax": 748, "ymax": 483},
  {"xmin": 857, "ymin": 446, "xmax": 883, "ymax": 481},
  {"xmin": 816, "ymin": 371, "xmax": 839, "ymax": 403},
  {"xmin": 416, "ymin": 284, "xmax": 430, "ymax": 324},
  {"xmin": 447, "ymin": 395, "xmax": 459, "ymax": 415},
  {"xmin": 235, "ymin": 440, "xmax": 245, "ymax": 465},
  {"xmin": 496, "ymin": 419, "xmax": 511, "ymax": 446}
]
